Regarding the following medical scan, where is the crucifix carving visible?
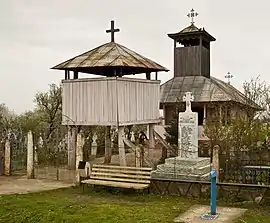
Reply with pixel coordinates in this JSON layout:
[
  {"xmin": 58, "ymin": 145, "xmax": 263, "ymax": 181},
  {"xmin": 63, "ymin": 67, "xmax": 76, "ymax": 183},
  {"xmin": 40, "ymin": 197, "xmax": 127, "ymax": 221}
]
[
  {"xmin": 183, "ymin": 92, "xmax": 194, "ymax": 112},
  {"xmin": 187, "ymin": 8, "xmax": 199, "ymax": 25},
  {"xmin": 225, "ymin": 72, "xmax": 233, "ymax": 85},
  {"xmin": 106, "ymin": 20, "xmax": 120, "ymax": 42}
]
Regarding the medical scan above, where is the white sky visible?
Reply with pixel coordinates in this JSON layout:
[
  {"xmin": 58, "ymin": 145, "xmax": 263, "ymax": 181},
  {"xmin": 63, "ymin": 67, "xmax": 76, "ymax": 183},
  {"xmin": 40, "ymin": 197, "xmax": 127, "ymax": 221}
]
[{"xmin": 1, "ymin": 0, "xmax": 270, "ymax": 113}]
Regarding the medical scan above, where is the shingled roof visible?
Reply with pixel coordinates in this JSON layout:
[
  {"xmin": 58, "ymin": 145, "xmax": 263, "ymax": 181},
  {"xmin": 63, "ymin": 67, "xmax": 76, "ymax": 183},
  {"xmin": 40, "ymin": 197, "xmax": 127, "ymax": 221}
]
[
  {"xmin": 52, "ymin": 42, "xmax": 169, "ymax": 76},
  {"xmin": 160, "ymin": 76, "xmax": 260, "ymax": 109}
]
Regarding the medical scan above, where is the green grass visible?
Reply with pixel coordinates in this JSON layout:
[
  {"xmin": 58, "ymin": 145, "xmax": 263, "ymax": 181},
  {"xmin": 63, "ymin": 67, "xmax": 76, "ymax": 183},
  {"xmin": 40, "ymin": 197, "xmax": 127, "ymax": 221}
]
[{"xmin": 0, "ymin": 186, "xmax": 270, "ymax": 223}]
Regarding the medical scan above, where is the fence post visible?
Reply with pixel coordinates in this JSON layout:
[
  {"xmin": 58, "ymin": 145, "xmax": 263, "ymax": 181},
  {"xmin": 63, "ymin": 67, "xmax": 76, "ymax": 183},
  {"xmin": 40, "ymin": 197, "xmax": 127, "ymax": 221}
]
[
  {"xmin": 76, "ymin": 131, "xmax": 85, "ymax": 183},
  {"xmin": 68, "ymin": 126, "xmax": 76, "ymax": 170},
  {"xmin": 27, "ymin": 131, "xmax": 34, "ymax": 179},
  {"xmin": 104, "ymin": 126, "xmax": 112, "ymax": 164},
  {"xmin": 4, "ymin": 138, "xmax": 11, "ymax": 176},
  {"xmin": 118, "ymin": 126, "xmax": 126, "ymax": 166}
]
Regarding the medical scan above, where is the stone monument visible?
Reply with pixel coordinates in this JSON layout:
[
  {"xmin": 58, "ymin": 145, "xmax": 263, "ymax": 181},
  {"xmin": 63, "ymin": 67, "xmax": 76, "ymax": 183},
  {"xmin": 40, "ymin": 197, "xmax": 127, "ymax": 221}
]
[{"xmin": 151, "ymin": 92, "xmax": 211, "ymax": 180}]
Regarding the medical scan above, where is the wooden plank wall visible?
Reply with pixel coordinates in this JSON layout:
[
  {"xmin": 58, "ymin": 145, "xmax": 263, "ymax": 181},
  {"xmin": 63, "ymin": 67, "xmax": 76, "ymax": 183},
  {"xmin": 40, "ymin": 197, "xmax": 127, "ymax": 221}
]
[
  {"xmin": 174, "ymin": 46, "xmax": 210, "ymax": 77},
  {"xmin": 62, "ymin": 77, "xmax": 160, "ymax": 126},
  {"xmin": 201, "ymin": 46, "xmax": 210, "ymax": 78}
]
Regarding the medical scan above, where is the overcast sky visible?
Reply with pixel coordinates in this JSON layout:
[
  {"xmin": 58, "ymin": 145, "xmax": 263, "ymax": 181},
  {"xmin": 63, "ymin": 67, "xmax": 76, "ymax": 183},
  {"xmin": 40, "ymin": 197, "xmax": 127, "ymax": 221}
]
[{"xmin": 1, "ymin": 0, "xmax": 269, "ymax": 113}]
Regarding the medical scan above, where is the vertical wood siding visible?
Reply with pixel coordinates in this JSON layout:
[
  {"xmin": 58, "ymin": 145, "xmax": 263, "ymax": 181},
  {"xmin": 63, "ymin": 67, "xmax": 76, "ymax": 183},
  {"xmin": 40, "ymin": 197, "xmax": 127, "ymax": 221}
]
[
  {"xmin": 174, "ymin": 46, "xmax": 210, "ymax": 78},
  {"xmin": 62, "ymin": 77, "xmax": 160, "ymax": 126}
]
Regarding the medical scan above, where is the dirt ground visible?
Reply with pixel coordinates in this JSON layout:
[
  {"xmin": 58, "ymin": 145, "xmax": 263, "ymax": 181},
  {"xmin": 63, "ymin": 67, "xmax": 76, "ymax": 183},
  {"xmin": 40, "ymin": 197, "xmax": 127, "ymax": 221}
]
[{"xmin": 0, "ymin": 175, "xmax": 74, "ymax": 195}]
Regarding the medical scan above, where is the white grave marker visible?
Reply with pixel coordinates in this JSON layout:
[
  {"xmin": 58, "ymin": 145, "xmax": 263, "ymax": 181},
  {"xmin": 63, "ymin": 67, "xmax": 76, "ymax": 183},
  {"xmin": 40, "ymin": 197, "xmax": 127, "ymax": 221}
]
[{"xmin": 178, "ymin": 92, "xmax": 198, "ymax": 159}]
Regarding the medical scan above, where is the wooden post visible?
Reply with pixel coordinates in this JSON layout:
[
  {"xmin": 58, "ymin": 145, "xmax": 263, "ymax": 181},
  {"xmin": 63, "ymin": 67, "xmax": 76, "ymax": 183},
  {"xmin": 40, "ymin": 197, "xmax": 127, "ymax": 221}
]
[
  {"xmin": 76, "ymin": 131, "xmax": 84, "ymax": 169},
  {"xmin": 104, "ymin": 126, "xmax": 112, "ymax": 164},
  {"xmin": 148, "ymin": 124, "xmax": 155, "ymax": 155},
  {"xmin": 74, "ymin": 71, "xmax": 78, "ymax": 79},
  {"xmin": 27, "ymin": 131, "xmax": 34, "ymax": 179},
  {"xmin": 118, "ymin": 126, "xmax": 126, "ymax": 166},
  {"xmin": 4, "ymin": 138, "xmax": 11, "ymax": 176},
  {"xmin": 68, "ymin": 126, "xmax": 77, "ymax": 170},
  {"xmin": 76, "ymin": 131, "xmax": 85, "ymax": 183},
  {"xmin": 203, "ymin": 104, "xmax": 207, "ymax": 125}
]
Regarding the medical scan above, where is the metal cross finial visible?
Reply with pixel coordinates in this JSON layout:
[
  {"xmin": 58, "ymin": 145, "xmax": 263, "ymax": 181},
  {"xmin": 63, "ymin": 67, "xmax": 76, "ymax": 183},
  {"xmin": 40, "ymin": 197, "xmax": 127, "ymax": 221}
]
[
  {"xmin": 187, "ymin": 8, "xmax": 199, "ymax": 25},
  {"xmin": 225, "ymin": 72, "xmax": 233, "ymax": 85},
  {"xmin": 106, "ymin": 20, "xmax": 120, "ymax": 42}
]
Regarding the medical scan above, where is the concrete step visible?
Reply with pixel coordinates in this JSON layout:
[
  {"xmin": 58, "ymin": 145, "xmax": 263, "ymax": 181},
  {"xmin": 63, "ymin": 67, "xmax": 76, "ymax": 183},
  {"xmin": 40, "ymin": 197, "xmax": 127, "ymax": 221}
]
[{"xmin": 165, "ymin": 157, "xmax": 210, "ymax": 167}]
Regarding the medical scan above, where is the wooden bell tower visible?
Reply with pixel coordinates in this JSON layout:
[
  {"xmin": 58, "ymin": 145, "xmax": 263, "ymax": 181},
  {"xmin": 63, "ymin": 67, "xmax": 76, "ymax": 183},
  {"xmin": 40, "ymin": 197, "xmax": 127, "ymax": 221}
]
[{"xmin": 168, "ymin": 9, "xmax": 216, "ymax": 78}]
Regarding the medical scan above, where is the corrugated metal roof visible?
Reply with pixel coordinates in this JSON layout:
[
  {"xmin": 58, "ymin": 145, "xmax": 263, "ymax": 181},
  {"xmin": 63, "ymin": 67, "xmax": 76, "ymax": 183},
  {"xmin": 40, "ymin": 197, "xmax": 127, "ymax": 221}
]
[
  {"xmin": 160, "ymin": 76, "xmax": 260, "ymax": 109},
  {"xmin": 52, "ymin": 42, "xmax": 169, "ymax": 76}
]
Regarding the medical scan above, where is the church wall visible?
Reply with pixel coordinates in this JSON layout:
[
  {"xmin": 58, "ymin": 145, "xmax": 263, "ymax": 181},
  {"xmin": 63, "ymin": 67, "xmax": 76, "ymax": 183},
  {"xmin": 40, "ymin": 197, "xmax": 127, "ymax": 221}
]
[
  {"xmin": 174, "ymin": 45, "xmax": 210, "ymax": 78},
  {"xmin": 175, "ymin": 46, "xmax": 201, "ymax": 77},
  {"xmin": 201, "ymin": 46, "xmax": 210, "ymax": 78}
]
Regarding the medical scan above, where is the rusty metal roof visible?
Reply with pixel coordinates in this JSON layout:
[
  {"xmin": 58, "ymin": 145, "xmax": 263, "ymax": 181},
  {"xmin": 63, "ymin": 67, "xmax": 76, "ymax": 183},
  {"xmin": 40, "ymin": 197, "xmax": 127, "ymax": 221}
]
[
  {"xmin": 160, "ymin": 76, "xmax": 260, "ymax": 109},
  {"xmin": 52, "ymin": 42, "xmax": 169, "ymax": 76}
]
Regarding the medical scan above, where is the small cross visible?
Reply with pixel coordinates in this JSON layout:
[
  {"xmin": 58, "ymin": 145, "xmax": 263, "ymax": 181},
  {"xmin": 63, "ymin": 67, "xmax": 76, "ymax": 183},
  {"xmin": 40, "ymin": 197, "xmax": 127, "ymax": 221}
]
[
  {"xmin": 187, "ymin": 8, "xmax": 199, "ymax": 25},
  {"xmin": 183, "ymin": 92, "xmax": 194, "ymax": 112},
  {"xmin": 225, "ymin": 72, "xmax": 233, "ymax": 85},
  {"xmin": 106, "ymin": 20, "xmax": 120, "ymax": 42}
]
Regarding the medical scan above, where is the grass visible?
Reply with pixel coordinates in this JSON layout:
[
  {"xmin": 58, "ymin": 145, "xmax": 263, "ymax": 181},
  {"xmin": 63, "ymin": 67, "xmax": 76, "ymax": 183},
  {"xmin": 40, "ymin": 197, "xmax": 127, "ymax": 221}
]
[{"xmin": 0, "ymin": 186, "xmax": 270, "ymax": 223}]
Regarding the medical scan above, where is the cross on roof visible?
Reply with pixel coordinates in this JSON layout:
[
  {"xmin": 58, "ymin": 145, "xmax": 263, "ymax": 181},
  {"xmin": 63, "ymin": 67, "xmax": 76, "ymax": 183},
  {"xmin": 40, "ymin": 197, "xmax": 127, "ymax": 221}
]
[
  {"xmin": 106, "ymin": 20, "xmax": 120, "ymax": 42},
  {"xmin": 183, "ymin": 92, "xmax": 194, "ymax": 112},
  {"xmin": 187, "ymin": 8, "xmax": 199, "ymax": 25},
  {"xmin": 225, "ymin": 72, "xmax": 233, "ymax": 85}
]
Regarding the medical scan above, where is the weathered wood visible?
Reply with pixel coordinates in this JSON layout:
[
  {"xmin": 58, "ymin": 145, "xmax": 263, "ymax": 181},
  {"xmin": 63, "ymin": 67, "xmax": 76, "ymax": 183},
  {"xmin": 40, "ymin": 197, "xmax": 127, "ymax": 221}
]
[
  {"xmin": 68, "ymin": 126, "xmax": 77, "ymax": 170},
  {"xmin": 91, "ymin": 168, "xmax": 152, "ymax": 175},
  {"xmin": 91, "ymin": 172, "xmax": 151, "ymax": 180},
  {"xmin": 81, "ymin": 164, "xmax": 152, "ymax": 190},
  {"xmin": 90, "ymin": 176, "xmax": 150, "ymax": 184},
  {"xmin": 104, "ymin": 126, "xmax": 112, "ymax": 164},
  {"xmin": 93, "ymin": 164, "xmax": 152, "ymax": 171},
  {"xmin": 62, "ymin": 77, "xmax": 160, "ymax": 126},
  {"xmin": 174, "ymin": 46, "xmax": 210, "ymax": 78},
  {"xmin": 81, "ymin": 179, "xmax": 149, "ymax": 189}
]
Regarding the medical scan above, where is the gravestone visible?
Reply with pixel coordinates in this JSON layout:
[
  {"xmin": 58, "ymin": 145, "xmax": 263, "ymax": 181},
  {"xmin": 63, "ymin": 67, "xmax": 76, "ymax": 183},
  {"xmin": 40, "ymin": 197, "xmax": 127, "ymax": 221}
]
[
  {"xmin": 91, "ymin": 134, "xmax": 98, "ymax": 157},
  {"xmin": 152, "ymin": 92, "xmax": 211, "ymax": 180},
  {"xmin": 178, "ymin": 92, "xmax": 198, "ymax": 158}
]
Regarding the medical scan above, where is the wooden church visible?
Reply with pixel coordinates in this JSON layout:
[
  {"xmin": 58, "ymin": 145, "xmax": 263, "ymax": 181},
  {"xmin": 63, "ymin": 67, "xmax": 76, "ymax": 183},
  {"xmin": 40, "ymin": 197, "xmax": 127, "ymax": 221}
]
[{"xmin": 160, "ymin": 9, "xmax": 259, "ymax": 141}]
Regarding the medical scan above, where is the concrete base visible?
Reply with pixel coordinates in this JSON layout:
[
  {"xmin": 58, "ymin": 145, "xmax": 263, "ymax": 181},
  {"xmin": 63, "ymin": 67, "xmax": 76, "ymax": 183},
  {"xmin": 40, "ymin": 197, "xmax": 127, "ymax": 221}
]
[
  {"xmin": 174, "ymin": 205, "xmax": 247, "ymax": 223},
  {"xmin": 151, "ymin": 157, "xmax": 211, "ymax": 181}
]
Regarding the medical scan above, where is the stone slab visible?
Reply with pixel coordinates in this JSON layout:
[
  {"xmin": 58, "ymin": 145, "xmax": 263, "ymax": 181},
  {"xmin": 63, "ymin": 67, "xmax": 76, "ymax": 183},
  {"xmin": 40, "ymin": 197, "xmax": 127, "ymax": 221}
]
[
  {"xmin": 165, "ymin": 157, "xmax": 210, "ymax": 167},
  {"xmin": 174, "ymin": 205, "xmax": 247, "ymax": 223},
  {"xmin": 178, "ymin": 111, "xmax": 198, "ymax": 159},
  {"xmin": 152, "ymin": 157, "xmax": 211, "ymax": 181}
]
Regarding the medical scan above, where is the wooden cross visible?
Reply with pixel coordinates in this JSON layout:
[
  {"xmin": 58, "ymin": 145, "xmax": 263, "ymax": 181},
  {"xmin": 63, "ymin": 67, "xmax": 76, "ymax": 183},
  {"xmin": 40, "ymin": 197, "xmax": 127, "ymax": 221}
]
[
  {"xmin": 183, "ymin": 92, "xmax": 194, "ymax": 112},
  {"xmin": 106, "ymin": 20, "xmax": 120, "ymax": 42},
  {"xmin": 225, "ymin": 72, "xmax": 233, "ymax": 85},
  {"xmin": 187, "ymin": 8, "xmax": 199, "ymax": 25}
]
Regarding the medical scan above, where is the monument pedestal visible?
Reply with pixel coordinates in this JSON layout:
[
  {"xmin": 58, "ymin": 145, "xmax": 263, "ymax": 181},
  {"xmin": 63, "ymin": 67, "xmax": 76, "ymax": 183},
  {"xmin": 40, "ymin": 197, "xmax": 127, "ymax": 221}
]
[
  {"xmin": 152, "ymin": 92, "xmax": 211, "ymax": 181},
  {"xmin": 152, "ymin": 157, "xmax": 211, "ymax": 180}
]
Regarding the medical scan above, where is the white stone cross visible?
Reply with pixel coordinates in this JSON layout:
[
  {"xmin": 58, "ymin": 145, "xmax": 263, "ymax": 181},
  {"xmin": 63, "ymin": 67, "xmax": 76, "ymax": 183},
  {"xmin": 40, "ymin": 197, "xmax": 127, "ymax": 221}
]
[
  {"xmin": 183, "ymin": 92, "xmax": 194, "ymax": 112},
  {"xmin": 92, "ymin": 133, "xmax": 98, "ymax": 144}
]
